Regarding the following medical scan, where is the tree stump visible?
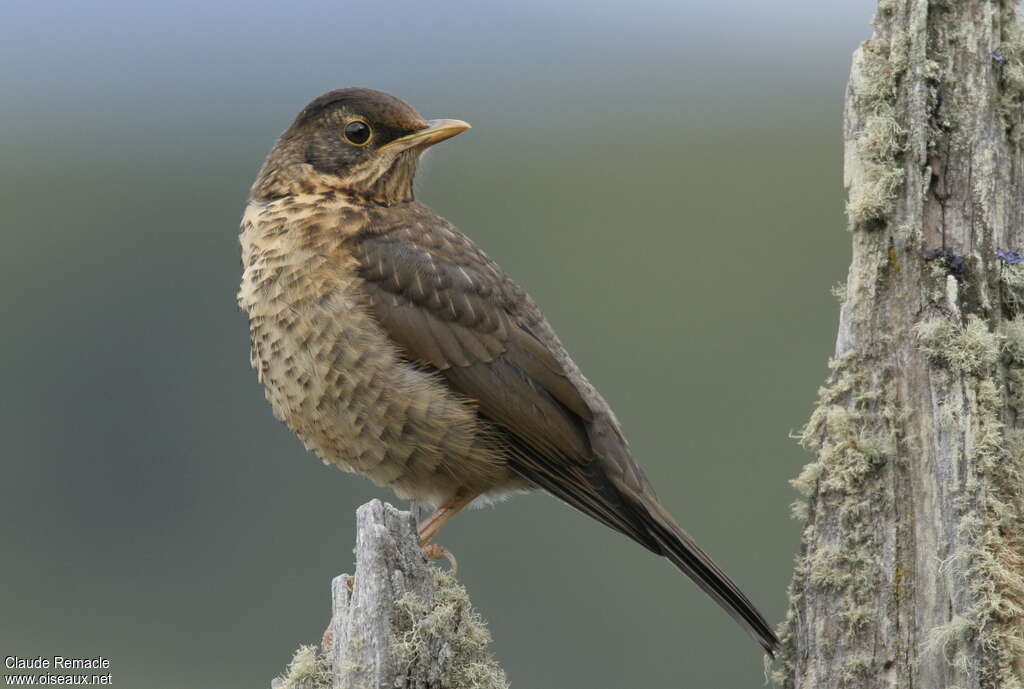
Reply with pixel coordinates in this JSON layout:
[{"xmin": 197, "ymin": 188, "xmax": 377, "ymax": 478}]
[
  {"xmin": 271, "ymin": 500, "xmax": 507, "ymax": 689},
  {"xmin": 777, "ymin": 2, "xmax": 1024, "ymax": 688}
]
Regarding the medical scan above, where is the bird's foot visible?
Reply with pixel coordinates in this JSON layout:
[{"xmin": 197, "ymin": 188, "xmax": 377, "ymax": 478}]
[{"xmin": 421, "ymin": 543, "xmax": 458, "ymax": 574}]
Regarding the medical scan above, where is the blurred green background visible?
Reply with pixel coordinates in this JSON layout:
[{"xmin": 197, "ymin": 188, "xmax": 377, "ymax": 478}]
[{"xmin": 0, "ymin": 1, "xmax": 872, "ymax": 686}]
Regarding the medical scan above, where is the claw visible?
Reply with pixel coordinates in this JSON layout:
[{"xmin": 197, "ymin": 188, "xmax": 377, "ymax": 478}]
[{"xmin": 422, "ymin": 543, "xmax": 458, "ymax": 574}]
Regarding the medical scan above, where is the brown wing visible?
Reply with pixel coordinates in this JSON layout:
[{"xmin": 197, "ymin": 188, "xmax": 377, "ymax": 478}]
[
  {"xmin": 349, "ymin": 224, "xmax": 655, "ymax": 541},
  {"xmin": 353, "ymin": 228, "xmax": 589, "ymax": 422},
  {"xmin": 348, "ymin": 220, "xmax": 779, "ymax": 655}
]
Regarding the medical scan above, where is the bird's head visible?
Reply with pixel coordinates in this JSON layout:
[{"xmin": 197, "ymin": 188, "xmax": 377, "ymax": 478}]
[{"xmin": 250, "ymin": 87, "xmax": 470, "ymax": 205}]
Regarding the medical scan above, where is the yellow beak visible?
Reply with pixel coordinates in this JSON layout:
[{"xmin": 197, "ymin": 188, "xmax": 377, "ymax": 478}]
[{"xmin": 378, "ymin": 119, "xmax": 471, "ymax": 153}]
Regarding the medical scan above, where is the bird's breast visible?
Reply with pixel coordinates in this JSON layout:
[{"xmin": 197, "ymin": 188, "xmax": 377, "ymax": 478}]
[{"xmin": 237, "ymin": 196, "xmax": 510, "ymax": 505}]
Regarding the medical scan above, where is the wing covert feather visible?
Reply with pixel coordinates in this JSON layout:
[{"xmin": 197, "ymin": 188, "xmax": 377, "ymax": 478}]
[{"xmin": 351, "ymin": 230, "xmax": 593, "ymax": 434}]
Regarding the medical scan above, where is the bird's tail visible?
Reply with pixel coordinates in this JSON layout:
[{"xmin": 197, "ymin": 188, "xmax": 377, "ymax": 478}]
[
  {"xmin": 503, "ymin": 434, "xmax": 778, "ymax": 655},
  {"xmin": 635, "ymin": 493, "xmax": 780, "ymax": 656}
]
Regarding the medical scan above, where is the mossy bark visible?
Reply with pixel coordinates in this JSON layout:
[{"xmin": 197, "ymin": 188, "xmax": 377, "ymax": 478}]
[
  {"xmin": 271, "ymin": 500, "xmax": 507, "ymax": 689},
  {"xmin": 777, "ymin": 2, "xmax": 1024, "ymax": 688}
]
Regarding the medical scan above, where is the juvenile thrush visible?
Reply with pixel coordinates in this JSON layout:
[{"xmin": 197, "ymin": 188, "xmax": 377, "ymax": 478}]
[{"xmin": 238, "ymin": 87, "xmax": 779, "ymax": 655}]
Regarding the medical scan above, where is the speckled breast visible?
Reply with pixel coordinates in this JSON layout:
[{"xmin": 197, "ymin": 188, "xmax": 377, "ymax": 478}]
[{"xmin": 237, "ymin": 196, "xmax": 505, "ymax": 506}]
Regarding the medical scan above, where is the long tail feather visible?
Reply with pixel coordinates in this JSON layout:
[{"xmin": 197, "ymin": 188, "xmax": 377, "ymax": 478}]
[{"xmin": 637, "ymin": 495, "xmax": 779, "ymax": 656}]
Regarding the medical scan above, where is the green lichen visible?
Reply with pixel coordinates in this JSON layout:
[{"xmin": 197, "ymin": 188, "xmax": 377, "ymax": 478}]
[
  {"xmin": 831, "ymin": 281, "xmax": 848, "ymax": 306},
  {"xmin": 777, "ymin": 2, "xmax": 1024, "ymax": 685},
  {"xmin": 838, "ymin": 606, "xmax": 872, "ymax": 634},
  {"xmin": 839, "ymin": 652, "xmax": 874, "ymax": 685},
  {"xmin": 789, "ymin": 456, "xmax": 822, "ymax": 522},
  {"xmin": 790, "ymin": 459, "xmax": 822, "ymax": 499},
  {"xmin": 774, "ymin": 351, "xmax": 895, "ymax": 686},
  {"xmin": 1001, "ymin": 264, "xmax": 1024, "ymax": 314},
  {"xmin": 928, "ymin": 260, "xmax": 954, "ymax": 305},
  {"xmin": 789, "ymin": 499, "xmax": 809, "ymax": 522},
  {"xmin": 1003, "ymin": 317, "xmax": 1024, "ymax": 362},
  {"xmin": 1003, "ymin": 315, "xmax": 1024, "ymax": 419},
  {"xmin": 923, "ymin": 615, "xmax": 975, "ymax": 673},
  {"xmin": 808, "ymin": 546, "xmax": 878, "ymax": 598},
  {"xmin": 914, "ymin": 315, "xmax": 1001, "ymax": 376},
  {"xmin": 393, "ymin": 569, "xmax": 508, "ymax": 689},
  {"xmin": 274, "ymin": 645, "xmax": 330, "ymax": 689},
  {"xmin": 997, "ymin": 9, "xmax": 1024, "ymax": 140},
  {"xmin": 911, "ymin": 329, "xmax": 1024, "ymax": 685},
  {"xmin": 272, "ymin": 570, "xmax": 507, "ymax": 689},
  {"xmin": 779, "ymin": 293, "xmax": 1021, "ymax": 687},
  {"xmin": 921, "ymin": 379, "xmax": 1024, "ymax": 688},
  {"xmin": 846, "ymin": 35, "xmax": 908, "ymax": 230}
]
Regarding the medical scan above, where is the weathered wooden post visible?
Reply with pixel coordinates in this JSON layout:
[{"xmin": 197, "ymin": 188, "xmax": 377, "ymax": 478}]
[
  {"xmin": 270, "ymin": 500, "xmax": 507, "ymax": 689},
  {"xmin": 776, "ymin": 2, "xmax": 1024, "ymax": 687}
]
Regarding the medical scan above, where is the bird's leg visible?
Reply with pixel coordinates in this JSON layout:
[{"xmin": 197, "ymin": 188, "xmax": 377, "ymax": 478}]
[
  {"xmin": 417, "ymin": 490, "xmax": 479, "ymax": 573},
  {"xmin": 417, "ymin": 490, "xmax": 478, "ymax": 544}
]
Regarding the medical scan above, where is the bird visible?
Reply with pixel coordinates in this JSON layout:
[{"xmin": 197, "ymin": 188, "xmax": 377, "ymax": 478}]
[{"xmin": 238, "ymin": 87, "xmax": 779, "ymax": 655}]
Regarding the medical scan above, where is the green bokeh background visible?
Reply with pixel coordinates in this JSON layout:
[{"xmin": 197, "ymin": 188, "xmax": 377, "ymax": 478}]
[{"xmin": 1, "ymin": 1, "xmax": 872, "ymax": 686}]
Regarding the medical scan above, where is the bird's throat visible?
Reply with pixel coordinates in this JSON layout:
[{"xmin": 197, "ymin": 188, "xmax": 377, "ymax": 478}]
[
  {"xmin": 349, "ymin": 149, "xmax": 419, "ymax": 206},
  {"xmin": 251, "ymin": 149, "xmax": 420, "ymax": 207}
]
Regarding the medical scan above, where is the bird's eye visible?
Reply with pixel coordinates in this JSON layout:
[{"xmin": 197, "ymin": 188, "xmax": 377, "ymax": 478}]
[{"xmin": 344, "ymin": 121, "xmax": 371, "ymax": 145}]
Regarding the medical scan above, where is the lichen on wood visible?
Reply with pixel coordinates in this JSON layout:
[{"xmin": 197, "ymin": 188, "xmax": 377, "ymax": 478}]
[
  {"xmin": 776, "ymin": 1, "xmax": 1024, "ymax": 687},
  {"xmin": 844, "ymin": 34, "xmax": 908, "ymax": 229},
  {"xmin": 273, "ymin": 646, "xmax": 330, "ymax": 689},
  {"xmin": 270, "ymin": 500, "xmax": 507, "ymax": 689}
]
